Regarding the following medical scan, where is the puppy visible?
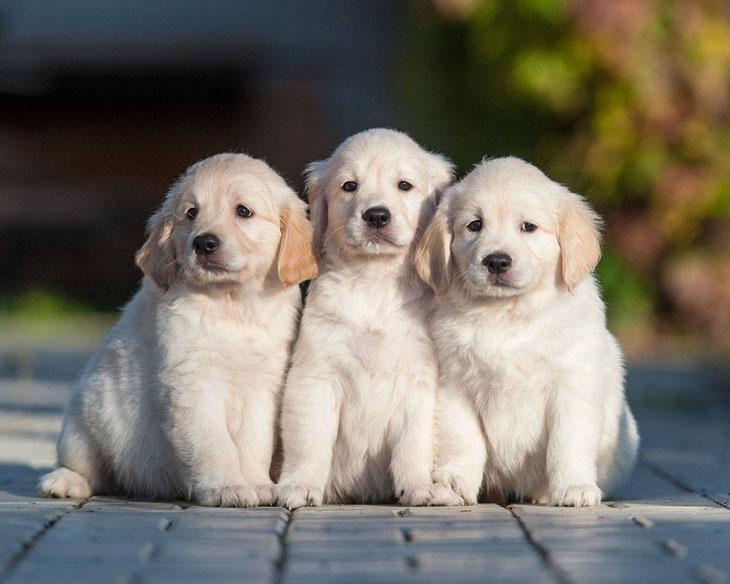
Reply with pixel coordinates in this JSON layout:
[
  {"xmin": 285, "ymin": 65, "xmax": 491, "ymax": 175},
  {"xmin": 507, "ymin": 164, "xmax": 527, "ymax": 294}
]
[
  {"xmin": 276, "ymin": 129, "xmax": 453, "ymax": 508},
  {"xmin": 416, "ymin": 157, "xmax": 639, "ymax": 507},
  {"xmin": 40, "ymin": 153, "xmax": 317, "ymax": 506}
]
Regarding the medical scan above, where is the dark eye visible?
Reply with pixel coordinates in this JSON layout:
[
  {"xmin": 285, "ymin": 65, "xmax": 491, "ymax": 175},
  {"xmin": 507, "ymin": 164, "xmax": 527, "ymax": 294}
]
[
  {"xmin": 236, "ymin": 205, "xmax": 253, "ymax": 218},
  {"xmin": 186, "ymin": 207, "xmax": 198, "ymax": 220},
  {"xmin": 342, "ymin": 181, "xmax": 358, "ymax": 192},
  {"xmin": 398, "ymin": 180, "xmax": 413, "ymax": 191},
  {"xmin": 521, "ymin": 221, "xmax": 537, "ymax": 233},
  {"xmin": 467, "ymin": 219, "xmax": 482, "ymax": 232}
]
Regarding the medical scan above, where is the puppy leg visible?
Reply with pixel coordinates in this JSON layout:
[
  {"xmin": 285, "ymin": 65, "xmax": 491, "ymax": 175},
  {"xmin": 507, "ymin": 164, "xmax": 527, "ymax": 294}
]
[
  {"xmin": 276, "ymin": 375, "xmax": 339, "ymax": 510},
  {"xmin": 39, "ymin": 412, "xmax": 102, "ymax": 500},
  {"xmin": 390, "ymin": 378, "xmax": 436, "ymax": 506},
  {"xmin": 168, "ymin": 389, "xmax": 257, "ymax": 507},
  {"xmin": 430, "ymin": 385, "xmax": 486, "ymax": 506},
  {"xmin": 546, "ymin": 376, "xmax": 603, "ymax": 507},
  {"xmin": 234, "ymin": 392, "xmax": 278, "ymax": 506}
]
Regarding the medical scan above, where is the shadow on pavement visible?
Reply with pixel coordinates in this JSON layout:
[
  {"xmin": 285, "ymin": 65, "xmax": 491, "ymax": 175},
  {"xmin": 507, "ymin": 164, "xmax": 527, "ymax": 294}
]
[{"xmin": 0, "ymin": 463, "xmax": 53, "ymax": 499}]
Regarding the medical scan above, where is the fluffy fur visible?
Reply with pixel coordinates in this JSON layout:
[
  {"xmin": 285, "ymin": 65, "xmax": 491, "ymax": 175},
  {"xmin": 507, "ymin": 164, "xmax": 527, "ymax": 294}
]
[
  {"xmin": 276, "ymin": 129, "xmax": 454, "ymax": 509},
  {"xmin": 415, "ymin": 157, "xmax": 639, "ymax": 507},
  {"xmin": 40, "ymin": 153, "xmax": 317, "ymax": 506}
]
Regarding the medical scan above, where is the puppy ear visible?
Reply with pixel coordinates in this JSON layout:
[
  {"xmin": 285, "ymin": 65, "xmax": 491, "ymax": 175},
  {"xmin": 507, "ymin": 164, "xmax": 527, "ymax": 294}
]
[
  {"xmin": 415, "ymin": 208, "xmax": 453, "ymax": 296},
  {"xmin": 426, "ymin": 152, "xmax": 455, "ymax": 200},
  {"xmin": 135, "ymin": 205, "xmax": 177, "ymax": 292},
  {"xmin": 558, "ymin": 191, "xmax": 602, "ymax": 291},
  {"xmin": 304, "ymin": 160, "xmax": 328, "ymax": 260},
  {"xmin": 277, "ymin": 199, "xmax": 318, "ymax": 288}
]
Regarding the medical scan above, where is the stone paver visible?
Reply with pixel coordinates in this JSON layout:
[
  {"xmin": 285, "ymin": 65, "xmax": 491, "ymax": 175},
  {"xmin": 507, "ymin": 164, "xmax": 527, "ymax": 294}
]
[
  {"xmin": 0, "ymin": 356, "xmax": 728, "ymax": 583},
  {"xmin": 5, "ymin": 502, "xmax": 285, "ymax": 584},
  {"xmin": 283, "ymin": 506, "xmax": 553, "ymax": 583}
]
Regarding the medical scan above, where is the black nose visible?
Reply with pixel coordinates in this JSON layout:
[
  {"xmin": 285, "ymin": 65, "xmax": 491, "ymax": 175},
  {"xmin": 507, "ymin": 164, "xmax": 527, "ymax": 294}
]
[
  {"xmin": 193, "ymin": 233, "xmax": 220, "ymax": 256},
  {"xmin": 483, "ymin": 252, "xmax": 512, "ymax": 274},
  {"xmin": 362, "ymin": 206, "xmax": 391, "ymax": 229}
]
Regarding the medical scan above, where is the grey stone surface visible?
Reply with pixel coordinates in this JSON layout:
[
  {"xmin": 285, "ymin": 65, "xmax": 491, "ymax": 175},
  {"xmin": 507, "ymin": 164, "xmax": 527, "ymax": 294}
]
[
  {"xmin": 0, "ymin": 361, "xmax": 728, "ymax": 583},
  {"xmin": 4, "ymin": 503, "xmax": 285, "ymax": 584},
  {"xmin": 283, "ymin": 505, "xmax": 554, "ymax": 583}
]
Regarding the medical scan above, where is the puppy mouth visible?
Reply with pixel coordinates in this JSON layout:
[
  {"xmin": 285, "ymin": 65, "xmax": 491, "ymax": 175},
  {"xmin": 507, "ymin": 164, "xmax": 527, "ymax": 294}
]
[
  {"xmin": 348, "ymin": 229, "xmax": 407, "ymax": 251},
  {"xmin": 365, "ymin": 231, "xmax": 402, "ymax": 246},
  {"xmin": 489, "ymin": 277, "xmax": 518, "ymax": 288},
  {"xmin": 196, "ymin": 257, "xmax": 234, "ymax": 273}
]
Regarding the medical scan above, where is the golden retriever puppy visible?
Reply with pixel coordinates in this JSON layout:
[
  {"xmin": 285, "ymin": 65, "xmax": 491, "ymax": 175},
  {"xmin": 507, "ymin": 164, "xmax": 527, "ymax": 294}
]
[
  {"xmin": 416, "ymin": 157, "xmax": 639, "ymax": 507},
  {"xmin": 276, "ymin": 129, "xmax": 453, "ymax": 508},
  {"xmin": 39, "ymin": 154, "xmax": 317, "ymax": 506}
]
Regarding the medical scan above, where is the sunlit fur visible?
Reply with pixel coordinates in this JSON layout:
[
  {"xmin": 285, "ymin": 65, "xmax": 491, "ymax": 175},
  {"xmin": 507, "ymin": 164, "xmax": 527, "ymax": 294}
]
[
  {"xmin": 276, "ymin": 129, "xmax": 454, "ymax": 508},
  {"xmin": 416, "ymin": 157, "xmax": 639, "ymax": 507},
  {"xmin": 40, "ymin": 154, "xmax": 317, "ymax": 506}
]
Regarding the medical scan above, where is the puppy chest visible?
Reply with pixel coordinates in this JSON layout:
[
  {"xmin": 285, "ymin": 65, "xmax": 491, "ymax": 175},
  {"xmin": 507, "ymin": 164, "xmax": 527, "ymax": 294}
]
[{"xmin": 466, "ymin": 360, "xmax": 551, "ymax": 472}]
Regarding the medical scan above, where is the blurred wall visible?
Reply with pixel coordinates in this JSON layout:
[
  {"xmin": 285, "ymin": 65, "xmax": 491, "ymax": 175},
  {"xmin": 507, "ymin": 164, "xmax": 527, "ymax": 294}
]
[{"xmin": 0, "ymin": 0, "xmax": 400, "ymax": 308}]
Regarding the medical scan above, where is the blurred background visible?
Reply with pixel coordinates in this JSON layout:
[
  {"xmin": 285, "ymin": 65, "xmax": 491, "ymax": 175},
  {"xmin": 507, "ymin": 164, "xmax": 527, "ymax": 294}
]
[{"xmin": 1, "ymin": 0, "xmax": 728, "ymax": 364}]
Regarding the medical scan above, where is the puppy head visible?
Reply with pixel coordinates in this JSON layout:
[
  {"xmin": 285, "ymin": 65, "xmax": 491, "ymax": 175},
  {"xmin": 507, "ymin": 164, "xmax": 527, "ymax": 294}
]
[
  {"xmin": 416, "ymin": 157, "xmax": 601, "ymax": 298},
  {"xmin": 305, "ymin": 128, "xmax": 453, "ymax": 262},
  {"xmin": 135, "ymin": 153, "xmax": 317, "ymax": 292}
]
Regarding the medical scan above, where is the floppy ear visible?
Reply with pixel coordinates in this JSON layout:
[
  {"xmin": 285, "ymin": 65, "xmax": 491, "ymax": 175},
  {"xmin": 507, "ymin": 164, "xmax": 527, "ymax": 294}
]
[
  {"xmin": 304, "ymin": 160, "xmax": 328, "ymax": 261},
  {"xmin": 277, "ymin": 199, "xmax": 318, "ymax": 288},
  {"xmin": 426, "ymin": 152, "xmax": 455, "ymax": 201},
  {"xmin": 135, "ymin": 205, "xmax": 177, "ymax": 292},
  {"xmin": 415, "ymin": 207, "xmax": 453, "ymax": 296},
  {"xmin": 558, "ymin": 191, "xmax": 602, "ymax": 291}
]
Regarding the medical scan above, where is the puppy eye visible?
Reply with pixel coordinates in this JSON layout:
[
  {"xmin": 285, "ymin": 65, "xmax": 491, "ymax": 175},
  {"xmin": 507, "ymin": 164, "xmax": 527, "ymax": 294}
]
[
  {"xmin": 521, "ymin": 221, "xmax": 537, "ymax": 233},
  {"xmin": 236, "ymin": 205, "xmax": 253, "ymax": 218},
  {"xmin": 398, "ymin": 180, "xmax": 413, "ymax": 192},
  {"xmin": 342, "ymin": 181, "xmax": 358, "ymax": 192},
  {"xmin": 186, "ymin": 207, "xmax": 198, "ymax": 220},
  {"xmin": 467, "ymin": 219, "xmax": 482, "ymax": 232}
]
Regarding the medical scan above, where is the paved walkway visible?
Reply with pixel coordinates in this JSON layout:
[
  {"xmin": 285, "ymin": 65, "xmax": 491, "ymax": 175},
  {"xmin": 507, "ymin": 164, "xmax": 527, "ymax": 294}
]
[{"xmin": 0, "ymin": 348, "xmax": 728, "ymax": 583}]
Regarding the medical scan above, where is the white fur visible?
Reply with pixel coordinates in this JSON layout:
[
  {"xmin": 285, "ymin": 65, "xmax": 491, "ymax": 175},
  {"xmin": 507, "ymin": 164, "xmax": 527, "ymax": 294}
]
[
  {"xmin": 416, "ymin": 157, "xmax": 639, "ymax": 507},
  {"xmin": 276, "ymin": 129, "xmax": 454, "ymax": 508},
  {"xmin": 40, "ymin": 153, "xmax": 317, "ymax": 506}
]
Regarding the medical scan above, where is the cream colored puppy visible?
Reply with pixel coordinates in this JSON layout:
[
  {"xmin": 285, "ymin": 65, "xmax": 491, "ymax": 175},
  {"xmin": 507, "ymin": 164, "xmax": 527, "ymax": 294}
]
[
  {"xmin": 40, "ymin": 153, "xmax": 317, "ymax": 506},
  {"xmin": 416, "ymin": 157, "xmax": 639, "ymax": 507},
  {"xmin": 276, "ymin": 129, "xmax": 453, "ymax": 508}
]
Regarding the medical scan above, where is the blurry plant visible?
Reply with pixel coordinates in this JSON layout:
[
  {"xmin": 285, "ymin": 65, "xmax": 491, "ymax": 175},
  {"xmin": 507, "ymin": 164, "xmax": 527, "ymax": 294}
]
[
  {"xmin": 0, "ymin": 291, "xmax": 90, "ymax": 318},
  {"xmin": 399, "ymin": 0, "xmax": 730, "ymax": 356}
]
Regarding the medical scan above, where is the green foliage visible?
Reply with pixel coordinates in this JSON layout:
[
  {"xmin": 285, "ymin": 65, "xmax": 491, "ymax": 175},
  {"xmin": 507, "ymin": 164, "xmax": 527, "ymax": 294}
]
[
  {"xmin": 0, "ymin": 291, "xmax": 91, "ymax": 318},
  {"xmin": 399, "ymin": 0, "xmax": 730, "ymax": 352},
  {"xmin": 596, "ymin": 250, "xmax": 653, "ymax": 330}
]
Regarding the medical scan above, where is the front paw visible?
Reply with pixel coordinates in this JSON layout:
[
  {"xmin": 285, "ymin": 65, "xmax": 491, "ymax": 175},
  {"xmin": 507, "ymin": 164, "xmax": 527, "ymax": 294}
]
[
  {"xmin": 552, "ymin": 484, "xmax": 602, "ymax": 507},
  {"xmin": 39, "ymin": 468, "xmax": 92, "ymax": 500},
  {"xmin": 194, "ymin": 484, "xmax": 259, "ymax": 507},
  {"xmin": 255, "ymin": 483, "xmax": 276, "ymax": 506},
  {"xmin": 276, "ymin": 484, "xmax": 323, "ymax": 510},
  {"xmin": 398, "ymin": 486, "xmax": 431, "ymax": 507},
  {"xmin": 432, "ymin": 469, "xmax": 478, "ymax": 505},
  {"xmin": 429, "ymin": 483, "xmax": 465, "ymax": 506}
]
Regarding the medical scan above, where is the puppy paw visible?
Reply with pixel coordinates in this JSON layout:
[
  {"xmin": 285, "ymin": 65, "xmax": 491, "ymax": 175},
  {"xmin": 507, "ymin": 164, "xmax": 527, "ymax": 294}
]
[
  {"xmin": 432, "ymin": 469, "xmax": 478, "ymax": 505},
  {"xmin": 429, "ymin": 483, "xmax": 465, "ymax": 506},
  {"xmin": 39, "ymin": 468, "xmax": 91, "ymax": 500},
  {"xmin": 194, "ymin": 484, "xmax": 259, "ymax": 507},
  {"xmin": 276, "ymin": 484, "xmax": 323, "ymax": 510},
  {"xmin": 254, "ymin": 483, "xmax": 276, "ymax": 506},
  {"xmin": 553, "ymin": 484, "xmax": 602, "ymax": 507},
  {"xmin": 398, "ymin": 486, "xmax": 431, "ymax": 507}
]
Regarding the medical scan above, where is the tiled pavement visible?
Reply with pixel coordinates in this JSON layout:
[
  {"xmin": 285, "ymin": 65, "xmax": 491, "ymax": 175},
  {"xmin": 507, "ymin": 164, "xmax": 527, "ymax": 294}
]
[{"xmin": 0, "ymin": 348, "xmax": 728, "ymax": 583}]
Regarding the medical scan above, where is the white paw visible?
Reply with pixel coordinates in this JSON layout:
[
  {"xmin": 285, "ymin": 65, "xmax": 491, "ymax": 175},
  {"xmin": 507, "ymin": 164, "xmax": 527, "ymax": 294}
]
[
  {"xmin": 254, "ymin": 483, "xmax": 276, "ymax": 506},
  {"xmin": 194, "ymin": 484, "xmax": 259, "ymax": 507},
  {"xmin": 276, "ymin": 484, "xmax": 323, "ymax": 510},
  {"xmin": 398, "ymin": 486, "xmax": 431, "ymax": 507},
  {"xmin": 554, "ymin": 484, "xmax": 602, "ymax": 507},
  {"xmin": 429, "ymin": 483, "xmax": 464, "ymax": 506},
  {"xmin": 39, "ymin": 468, "xmax": 91, "ymax": 500},
  {"xmin": 432, "ymin": 469, "xmax": 478, "ymax": 505}
]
